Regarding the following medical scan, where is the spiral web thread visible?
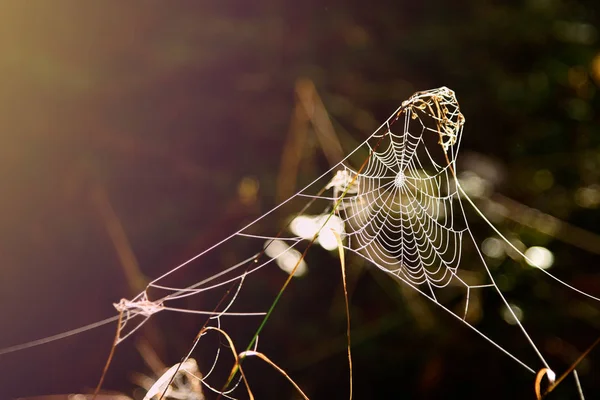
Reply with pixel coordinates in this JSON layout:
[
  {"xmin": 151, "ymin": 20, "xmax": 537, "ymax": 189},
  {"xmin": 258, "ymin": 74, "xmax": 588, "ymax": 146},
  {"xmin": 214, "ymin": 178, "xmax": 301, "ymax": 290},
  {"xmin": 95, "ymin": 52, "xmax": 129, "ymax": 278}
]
[{"xmin": 3, "ymin": 87, "xmax": 600, "ymax": 398}]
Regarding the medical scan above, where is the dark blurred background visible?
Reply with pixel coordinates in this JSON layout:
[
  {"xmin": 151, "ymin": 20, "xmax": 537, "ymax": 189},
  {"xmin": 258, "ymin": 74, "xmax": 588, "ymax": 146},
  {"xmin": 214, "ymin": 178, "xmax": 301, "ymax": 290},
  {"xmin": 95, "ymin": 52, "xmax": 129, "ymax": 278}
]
[{"xmin": 1, "ymin": 1, "xmax": 600, "ymax": 399}]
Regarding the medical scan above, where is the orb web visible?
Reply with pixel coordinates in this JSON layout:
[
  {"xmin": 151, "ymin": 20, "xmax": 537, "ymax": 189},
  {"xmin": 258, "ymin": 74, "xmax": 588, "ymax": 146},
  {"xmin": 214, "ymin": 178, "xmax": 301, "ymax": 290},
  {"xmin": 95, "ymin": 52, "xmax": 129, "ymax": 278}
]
[{"xmin": 334, "ymin": 87, "xmax": 466, "ymax": 296}]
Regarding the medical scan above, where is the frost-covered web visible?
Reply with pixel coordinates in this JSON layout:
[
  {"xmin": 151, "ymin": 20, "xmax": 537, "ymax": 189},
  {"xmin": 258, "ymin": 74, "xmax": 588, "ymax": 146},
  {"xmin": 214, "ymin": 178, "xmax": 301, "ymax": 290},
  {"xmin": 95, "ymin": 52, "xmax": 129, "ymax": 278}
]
[
  {"xmin": 328, "ymin": 88, "xmax": 466, "ymax": 294},
  {"xmin": 3, "ymin": 87, "xmax": 600, "ymax": 398}
]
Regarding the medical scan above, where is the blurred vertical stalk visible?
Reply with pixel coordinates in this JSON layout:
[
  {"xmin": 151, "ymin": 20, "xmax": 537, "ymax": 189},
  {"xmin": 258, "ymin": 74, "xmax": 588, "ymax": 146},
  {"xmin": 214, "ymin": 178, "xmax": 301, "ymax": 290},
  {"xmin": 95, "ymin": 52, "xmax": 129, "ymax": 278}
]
[
  {"xmin": 91, "ymin": 184, "xmax": 166, "ymax": 371},
  {"xmin": 276, "ymin": 78, "xmax": 345, "ymax": 203}
]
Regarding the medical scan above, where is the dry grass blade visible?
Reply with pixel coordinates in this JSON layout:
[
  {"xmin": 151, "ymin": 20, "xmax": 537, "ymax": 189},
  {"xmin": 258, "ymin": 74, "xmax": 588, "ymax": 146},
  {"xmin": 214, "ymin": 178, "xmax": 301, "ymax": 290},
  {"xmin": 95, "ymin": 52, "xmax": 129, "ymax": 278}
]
[
  {"xmin": 93, "ymin": 310, "xmax": 124, "ymax": 400},
  {"xmin": 136, "ymin": 338, "xmax": 167, "ymax": 378},
  {"xmin": 535, "ymin": 368, "xmax": 555, "ymax": 400},
  {"xmin": 199, "ymin": 327, "xmax": 253, "ymax": 399},
  {"xmin": 238, "ymin": 351, "xmax": 309, "ymax": 400},
  {"xmin": 332, "ymin": 230, "xmax": 353, "ymax": 400},
  {"xmin": 276, "ymin": 80, "xmax": 310, "ymax": 203},
  {"xmin": 91, "ymin": 185, "xmax": 147, "ymax": 294},
  {"xmin": 276, "ymin": 78, "xmax": 344, "ymax": 203},
  {"xmin": 92, "ymin": 184, "xmax": 166, "ymax": 397},
  {"xmin": 538, "ymin": 335, "xmax": 600, "ymax": 399},
  {"xmin": 295, "ymin": 78, "xmax": 344, "ymax": 167}
]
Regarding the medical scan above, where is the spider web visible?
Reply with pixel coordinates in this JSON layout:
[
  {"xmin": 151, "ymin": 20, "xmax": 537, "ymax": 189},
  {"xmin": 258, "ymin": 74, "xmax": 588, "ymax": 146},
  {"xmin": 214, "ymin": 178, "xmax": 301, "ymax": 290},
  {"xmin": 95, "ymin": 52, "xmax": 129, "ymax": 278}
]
[
  {"xmin": 334, "ymin": 88, "xmax": 466, "ymax": 292},
  {"xmin": 295, "ymin": 87, "xmax": 547, "ymax": 373},
  {"xmin": 108, "ymin": 86, "xmax": 596, "ymax": 394},
  {"xmin": 2, "ymin": 87, "xmax": 599, "ymax": 398}
]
